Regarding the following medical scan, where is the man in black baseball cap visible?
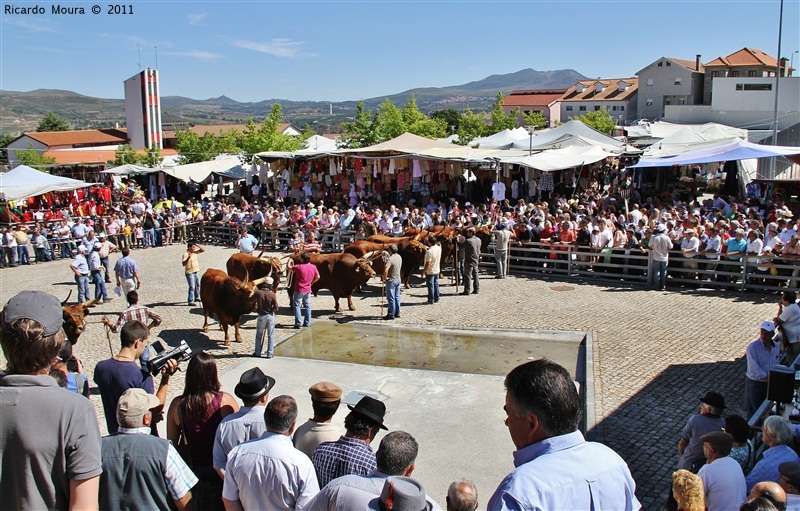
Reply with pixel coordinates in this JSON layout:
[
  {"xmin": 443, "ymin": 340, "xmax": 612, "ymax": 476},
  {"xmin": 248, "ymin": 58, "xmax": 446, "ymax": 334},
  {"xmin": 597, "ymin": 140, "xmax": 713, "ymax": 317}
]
[{"xmin": 313, "ymin": 395, "xmax": 388, "ymax": 487}]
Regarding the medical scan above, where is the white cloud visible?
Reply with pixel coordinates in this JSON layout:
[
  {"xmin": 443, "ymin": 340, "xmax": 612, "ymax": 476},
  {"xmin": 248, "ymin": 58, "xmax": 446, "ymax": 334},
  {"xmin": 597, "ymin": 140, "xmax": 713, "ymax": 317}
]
[
  {"xmin": 3, "ymin": 17, "xmax": 57, "ymax": 33},
  {"xmin": 187, "ymin": 13, "xmax": 207, "ymax": 25},
  {"xmin": 232, "ymin": 38, "xmax": 314, "ymax": 59},
  {"xmin": 162, "ymin": 50, "xmax": 222, "ymax": 61}
]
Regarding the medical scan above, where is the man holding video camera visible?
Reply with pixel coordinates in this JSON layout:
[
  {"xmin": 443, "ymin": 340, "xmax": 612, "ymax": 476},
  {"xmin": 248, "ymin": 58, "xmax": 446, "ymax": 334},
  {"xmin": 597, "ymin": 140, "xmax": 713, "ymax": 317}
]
[{"xmin": 94, "ymin": 320, "xmax": 177, "ymax": 435}]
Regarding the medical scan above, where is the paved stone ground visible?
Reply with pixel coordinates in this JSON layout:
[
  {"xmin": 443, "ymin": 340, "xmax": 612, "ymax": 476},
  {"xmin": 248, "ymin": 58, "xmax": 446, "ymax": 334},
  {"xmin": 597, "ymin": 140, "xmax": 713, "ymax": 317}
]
[{"xmin": 0, "ymin": 244, "xmax": 778, "ymax": 508}]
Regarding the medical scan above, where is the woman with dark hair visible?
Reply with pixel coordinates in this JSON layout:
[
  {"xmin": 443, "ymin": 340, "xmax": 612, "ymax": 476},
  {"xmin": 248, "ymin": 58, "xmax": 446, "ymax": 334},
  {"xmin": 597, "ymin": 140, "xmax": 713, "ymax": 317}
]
[
  {"xmin": 167, "ymin": 352, "xmax": 238, "ymax": 510},
  {"xmin": 725, "ymin": 414, "xmax": 753, "ymax": 472}
]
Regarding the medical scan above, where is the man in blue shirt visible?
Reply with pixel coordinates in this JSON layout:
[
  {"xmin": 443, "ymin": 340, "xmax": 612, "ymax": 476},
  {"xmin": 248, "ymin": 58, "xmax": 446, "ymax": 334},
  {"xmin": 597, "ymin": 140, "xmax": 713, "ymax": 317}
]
[
  {"xmin": 236, "ymin": 227, "xmax": 258, "ymax": 254},
  {"xmin": 488, "ymin": 359, "xmax": 640, "ymax": 511}
]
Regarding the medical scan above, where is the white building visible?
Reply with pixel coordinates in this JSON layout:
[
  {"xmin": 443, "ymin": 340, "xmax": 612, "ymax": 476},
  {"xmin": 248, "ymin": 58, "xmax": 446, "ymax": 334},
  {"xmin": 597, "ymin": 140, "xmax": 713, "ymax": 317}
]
[{"xmin": 665, "ymin": 76, "xmax": 800, "ymax": 130}]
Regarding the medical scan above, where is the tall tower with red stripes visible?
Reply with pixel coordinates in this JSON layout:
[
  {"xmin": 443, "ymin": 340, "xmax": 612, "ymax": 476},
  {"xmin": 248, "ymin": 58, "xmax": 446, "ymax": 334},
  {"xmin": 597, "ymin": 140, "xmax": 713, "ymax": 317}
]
[{"xmin": 123, "ymin": 68, "xmax": 163, "ymax": 150}]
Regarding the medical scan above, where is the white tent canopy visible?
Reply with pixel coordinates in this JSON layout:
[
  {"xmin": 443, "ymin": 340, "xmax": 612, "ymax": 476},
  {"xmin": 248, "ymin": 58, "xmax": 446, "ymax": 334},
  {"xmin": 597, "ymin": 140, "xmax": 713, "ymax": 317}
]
[
  {"xmin": 501, "ymin": 145, "xmax": 614, "ymax": 172},
  {"xmin": 510, "ymin": 120, "xmax": 626, "ymax": 151},
  {"xmin": 469, "ymin": 129, "xmax": 530, "ymax": 149},
  {"xmin": 101, "ymin": 164, "xmax": 156, "ymax": 175},
  {"xmin": 631, "ymin": 139, "xmax": 800, "ymax": 168},
  {"xmin": 161, "ymin": 157, "xmax": 247, "ymax": 183},
  {"xmin": 0, "ymin": 165, "xmax": 97, "ymax": 201}
]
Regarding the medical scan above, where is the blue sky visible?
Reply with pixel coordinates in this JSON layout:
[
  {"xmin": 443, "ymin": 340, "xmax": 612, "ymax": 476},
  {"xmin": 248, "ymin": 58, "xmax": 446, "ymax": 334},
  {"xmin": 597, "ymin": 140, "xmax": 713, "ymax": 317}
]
[{"xmin": 1, "ymin": 1, "xmax": 798, "ymax": 103}]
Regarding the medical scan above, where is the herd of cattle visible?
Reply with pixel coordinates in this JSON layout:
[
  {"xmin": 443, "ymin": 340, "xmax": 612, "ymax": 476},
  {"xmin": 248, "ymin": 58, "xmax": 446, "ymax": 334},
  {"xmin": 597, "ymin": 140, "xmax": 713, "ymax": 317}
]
[{"xmin": 62, "ymin": 225, "xmax": 494, "ymax": 348}]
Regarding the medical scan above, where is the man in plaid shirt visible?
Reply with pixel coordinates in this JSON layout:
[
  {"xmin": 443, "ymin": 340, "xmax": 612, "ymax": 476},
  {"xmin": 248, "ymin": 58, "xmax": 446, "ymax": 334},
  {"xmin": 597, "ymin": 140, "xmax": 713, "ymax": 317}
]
[
  {"xmin": 312, "ymin": 396, "xmax": 388, "ymax": 487},
  {"xmin": 102, "ymin": 290, "xmax": 162, "ymax": 371}
]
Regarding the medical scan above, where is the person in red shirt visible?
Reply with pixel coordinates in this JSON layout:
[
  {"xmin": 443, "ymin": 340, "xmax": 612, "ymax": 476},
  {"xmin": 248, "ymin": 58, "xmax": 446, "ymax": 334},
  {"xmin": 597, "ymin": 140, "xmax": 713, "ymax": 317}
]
[{"xmin": 291, "ymin": 252, "xmax": 320, "ymax": 329}]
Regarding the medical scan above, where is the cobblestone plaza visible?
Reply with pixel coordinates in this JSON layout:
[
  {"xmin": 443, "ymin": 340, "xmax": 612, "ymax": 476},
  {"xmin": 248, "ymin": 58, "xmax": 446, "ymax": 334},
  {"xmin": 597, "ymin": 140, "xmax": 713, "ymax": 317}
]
[{"xmin": 0, "ymin": 243, "xmax": 777, "ymax": 507}]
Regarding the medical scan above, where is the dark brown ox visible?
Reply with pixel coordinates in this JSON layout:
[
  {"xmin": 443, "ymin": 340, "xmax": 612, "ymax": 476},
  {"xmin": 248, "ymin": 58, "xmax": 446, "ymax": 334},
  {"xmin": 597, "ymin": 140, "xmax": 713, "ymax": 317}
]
[
  {"xmin": 403, "ymin": 227, "xmax": 458, "ymax": 277},
  {"xmin": 287, "ymin": 252, "xmax": 375, "ymax": 312},
  {"xmin": 344, "ymin": 241, "xmax": 392, "ymax": 279},
  {"xmin": 226, "ymin": 253, "xmax": 282, "ymax": 292},
  {"xmin": 200, "ymin": 269, "xmax": 267, "ymax": 345},
  {"xmin": 61, "ymin": 290, "xmax": 99, "ymax": 345},
  {"xmin": 396, "ymin": 240, "xmax": 429, "ymax": 288}
]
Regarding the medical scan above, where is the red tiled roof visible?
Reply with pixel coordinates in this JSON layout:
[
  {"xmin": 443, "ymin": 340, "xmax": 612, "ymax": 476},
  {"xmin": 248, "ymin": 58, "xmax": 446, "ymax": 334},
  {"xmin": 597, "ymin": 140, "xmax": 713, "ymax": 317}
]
[
  {"xmin": 43, "ymin": 148, "xmax": 177, "ymax": 165},
  {"xmin": 164, "ymin": 122, "xmax": 296, "ymax": 139},
  {"xmin": 503, "ymin": 92, "xmax": 565, "ymax": 107},
  {"xmin": 705, "ymin": 47, "xmax": 778, "ymax": 68},
  {"xmin": 670, "ymin": 58, "xmax": 704, "ymax": 72},
  {"xmin": 25, "ymin": 129, "xmax": 127, "ymax": 147},
  {"xmin": 560, "ymin": 78, "xmax": 639, "ymax": 102}
]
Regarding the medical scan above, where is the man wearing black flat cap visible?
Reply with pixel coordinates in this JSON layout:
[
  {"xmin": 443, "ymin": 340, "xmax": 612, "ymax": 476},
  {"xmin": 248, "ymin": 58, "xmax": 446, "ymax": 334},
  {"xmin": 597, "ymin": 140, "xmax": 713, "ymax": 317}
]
[
  {"xmin": 213, "ymin": 367, "xmax": 275, "ymax": 478},
  {"xmin": 677, "ymin": 391, "xmax": 726, "ymax": 473},
  {"xmin": 313, "ymin": 395, "xmax": 388, "ymax": 487}
]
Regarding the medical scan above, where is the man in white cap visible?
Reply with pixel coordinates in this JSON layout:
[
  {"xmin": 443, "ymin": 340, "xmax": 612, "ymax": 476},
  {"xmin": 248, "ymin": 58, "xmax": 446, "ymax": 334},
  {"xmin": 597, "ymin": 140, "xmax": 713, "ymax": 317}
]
[
  {"xmin": 649, "ymin": 224, "xmax": 673, "ymax": 291},
  {"xmin": 745, "ymin": 320, "xmax": 781, "ymax": 419},
  {"xmin": 100, "ymin": 388, "xmax": 197, "ymax": 510},
  {"xmin": 70, "ymin": 244, "xmax": 91, "ymax": 303},
  {"xmin": 253, "ymin": 276, "xmax": 279, "ymax": 358}
]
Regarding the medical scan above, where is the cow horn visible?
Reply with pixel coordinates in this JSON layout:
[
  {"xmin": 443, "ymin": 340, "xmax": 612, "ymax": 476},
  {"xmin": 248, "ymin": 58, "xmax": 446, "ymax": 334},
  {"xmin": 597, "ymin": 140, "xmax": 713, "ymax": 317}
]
[
  {"xmin": 62, "ymin": 290, "xmax": 73, "ymax": 306},
  {"xmin": 239, "ymin": 268, "xmax": 250, "ymax": 289},
  {"xmin": 82, "ymin": 298, "xmax": 100, "ymax": 308},
  {"xmin": 251, "ymin": 276, "xmax": 268, "ymax": 287}
]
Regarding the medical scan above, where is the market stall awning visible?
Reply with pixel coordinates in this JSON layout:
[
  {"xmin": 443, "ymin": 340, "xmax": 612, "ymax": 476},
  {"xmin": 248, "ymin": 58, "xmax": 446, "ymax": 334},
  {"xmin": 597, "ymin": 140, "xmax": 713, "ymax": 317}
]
[
  {"xmin": 0, "ymin": 165, "xmax": 98, "ymax": 201},
  {"xmin": 631, "ymin": 139, "xmax": 800, "ymax": 168},
  {"xmin": 161, "ymin": 157, "xmax": 247, "ymax": 183},
  {"xmin": 509, "ymin": 120, "xmax": 626, "ymax": 151},
  {"xmin": 101, "ymin": 164, "xmax": 157, "ymax": 175},
  {"xmin": 500, "ymin": 145, "xmax": 614, "ymax": 172}
]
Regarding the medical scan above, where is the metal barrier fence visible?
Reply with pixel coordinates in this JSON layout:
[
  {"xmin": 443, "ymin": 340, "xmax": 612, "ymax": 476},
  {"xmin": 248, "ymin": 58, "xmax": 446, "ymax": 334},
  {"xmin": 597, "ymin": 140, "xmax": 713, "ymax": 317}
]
[{"xmin": 476, "ymin": 242, "xmax": 800, "ymax": 293}]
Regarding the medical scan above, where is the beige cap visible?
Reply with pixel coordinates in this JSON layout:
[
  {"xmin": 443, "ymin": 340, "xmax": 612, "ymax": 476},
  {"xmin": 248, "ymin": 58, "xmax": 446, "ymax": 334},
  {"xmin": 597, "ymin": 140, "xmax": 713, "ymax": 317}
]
[
  {"xmin": 309, "ymin": 382, "xmax": 342, "ymax": 402},
  {"xmin": 117, "ymin": 388, "xmax": 160, "ymax": 417}
]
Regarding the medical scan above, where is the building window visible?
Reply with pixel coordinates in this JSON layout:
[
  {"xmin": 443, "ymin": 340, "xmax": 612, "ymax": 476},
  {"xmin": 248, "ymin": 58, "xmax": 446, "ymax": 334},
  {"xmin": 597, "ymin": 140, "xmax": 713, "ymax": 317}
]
[
  {"xmin": 620, "ymin": 105, "xmax": 624, "ymax": 111},
  {"xmin": 748, "ymin": 70, "xmax": 758, "ymax": 77},
  {"xmin": 611, "ymin": 106, "xmax": 618, "ymax": 111},
  {"xmin": 735, "ymin": 83, "xmax": 773, "ymax": 91},
  {"xmin": 565, "ymin": 106, "xmax": 573, "ymax": 111},
  {"xmin": 666, "ymin": 62, "xmax": 671, "ymax": 66},
  {"xmin": 730, "ymin": 71, "xmax": 739, "ymax": 77},
  {"xmin": 646, "ymin": 98, "xmax": 654, "ymax": 106},
  {"xmin": 674, "ymin": 77, "xmax": 682, "ymax": 85},
  {"xmin": 658, "ymin": 62, "xmax": 663, "ymax": 67},
  {"xmin": 712, "ymin": 71, "xmax": 720, "ymax": 77},
  {"xmin": 679, "ymin": 98, "xmax": 686, "ymax": 105},
  {"xmin": 665, "ymin": 100, "xmax": 671, "ymax": 105},
  {"xmin": 646, "ymin": 78, "xmax": 654, "ymax": 86},
  {"xmin": 594, "ymin": 106, "xmax": 601, "ymax": 111},
  {"xmin": 579, "ymin": 106, "xmax": 586, "ymax": 111}
]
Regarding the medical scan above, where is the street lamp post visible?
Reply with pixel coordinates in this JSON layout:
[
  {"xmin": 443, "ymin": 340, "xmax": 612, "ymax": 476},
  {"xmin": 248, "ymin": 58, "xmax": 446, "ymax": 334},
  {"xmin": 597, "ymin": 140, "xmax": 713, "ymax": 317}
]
[
  {"xmin": 770, "ymin": 0, "xmax": 784, "ymax": 179},
  {"xmin": 790, "ymin": 50, "xmax": 799, "ymax": 76}
]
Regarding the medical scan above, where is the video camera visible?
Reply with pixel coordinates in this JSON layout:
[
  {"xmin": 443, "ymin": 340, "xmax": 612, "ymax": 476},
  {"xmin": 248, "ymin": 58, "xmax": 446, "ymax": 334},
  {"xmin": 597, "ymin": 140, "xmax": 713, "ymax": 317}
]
[{"xmin": 147, "ymin": 340, "xmax": 193, "ymax": 375}]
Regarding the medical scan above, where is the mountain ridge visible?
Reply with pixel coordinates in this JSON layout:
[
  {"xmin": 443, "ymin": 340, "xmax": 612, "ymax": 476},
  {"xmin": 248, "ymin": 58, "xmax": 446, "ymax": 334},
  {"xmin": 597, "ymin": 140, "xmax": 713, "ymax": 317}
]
[{"xmin": 0, "ymin": 68, "xmax": 587, "ymax": 135}]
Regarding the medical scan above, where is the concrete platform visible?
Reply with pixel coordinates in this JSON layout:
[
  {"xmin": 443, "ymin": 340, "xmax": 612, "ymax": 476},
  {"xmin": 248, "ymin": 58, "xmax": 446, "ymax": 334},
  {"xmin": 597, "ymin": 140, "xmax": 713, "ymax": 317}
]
[{"xmin": 165, "ymin": 354, "xmax": 513, "ymax": 507}]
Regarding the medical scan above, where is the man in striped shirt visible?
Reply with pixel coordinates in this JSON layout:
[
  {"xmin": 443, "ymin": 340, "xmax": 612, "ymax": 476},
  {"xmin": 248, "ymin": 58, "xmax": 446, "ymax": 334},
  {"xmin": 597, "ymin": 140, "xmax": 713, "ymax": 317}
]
[{"xmin": 102, "ymin": 291, "xmax": 162, "ymax": 371}]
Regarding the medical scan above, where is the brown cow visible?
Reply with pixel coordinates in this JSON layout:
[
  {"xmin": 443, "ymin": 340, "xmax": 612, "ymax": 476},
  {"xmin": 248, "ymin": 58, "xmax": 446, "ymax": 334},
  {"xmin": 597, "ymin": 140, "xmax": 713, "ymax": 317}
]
[
  {"xmin": 61, "ymin": 290, "xmax": 99, "ymax": 345},
  {"xmin": 226, "ymin": 253, "xmax": 282, "ymax": 292},
  {"xmin": 397, "ymin": 240, "xmax": 429, "ymax": 288},
  {"xmin": 344, "ymin": 241, "xmax": 392, "ymax": 279},
  {"xmin": 200, "ymin": 269, "xmax": 267, "ymax": 345},
  {"xmin": 287, "ymin": 252, "xmax": 375, "ymax": 312}
]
